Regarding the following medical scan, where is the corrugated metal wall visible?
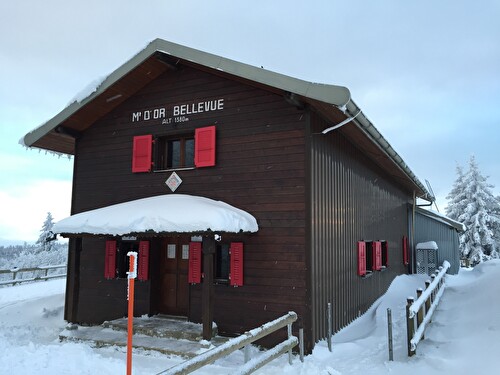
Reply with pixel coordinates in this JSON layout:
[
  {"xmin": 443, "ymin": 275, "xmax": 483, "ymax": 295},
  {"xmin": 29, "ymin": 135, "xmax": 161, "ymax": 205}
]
[
  {"xmin": 308, "ymin": 111, "xmax": 411, "ymax": 344},
  {"xmin": 414, "ymin": 211, "xmax": 460, "ymax": 274}
]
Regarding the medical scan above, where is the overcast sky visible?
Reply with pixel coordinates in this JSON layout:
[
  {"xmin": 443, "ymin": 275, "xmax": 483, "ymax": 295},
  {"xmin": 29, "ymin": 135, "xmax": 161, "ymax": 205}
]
[{"xmin": 1, "ymin": 0, "xmax": 499, "ymax": 244}]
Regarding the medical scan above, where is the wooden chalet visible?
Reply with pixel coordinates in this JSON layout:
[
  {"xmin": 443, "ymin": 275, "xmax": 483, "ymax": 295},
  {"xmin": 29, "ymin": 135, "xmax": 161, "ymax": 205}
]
[{"xmin": 22, "ymin": 39, "xmax": 434, "ymax": 353}]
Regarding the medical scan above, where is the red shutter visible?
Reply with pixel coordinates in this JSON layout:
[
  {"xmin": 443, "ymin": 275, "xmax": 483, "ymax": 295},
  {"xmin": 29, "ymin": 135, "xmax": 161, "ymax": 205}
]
[
  {"xmin": 138, "ymin": 241, "xmax": 150, "ymax": 281},
  {"xmin": 382, "ymin": 241, "xmax": 389, "ymax": 267},
  {"xmin": 194, "ymin": 126, "xmax": 216, "ymax": 167},
  {"xmin": 188, "ymin": 242, "xmax": 202, "ymax": 284},
  {"xmin": 403, "ymin": 236, "xmax": 409, "ymax": 265},
  {"xmin": 357, "ymin": 241, "xmax": 366, "ymax": 276},
  {"xmin": 104, "ymin": 240, "xmax": 117, "ymax": 279},
  {"xmin": 230, "ymin": 242, "xmax": 244, "ymax": 287},
  {"xmin": 374, "ymin": 241, "xmax": 382, "ymax": 271},
  {"xmin": 132, "ymin": 135, "xmax": 153, "ymax": 172}
]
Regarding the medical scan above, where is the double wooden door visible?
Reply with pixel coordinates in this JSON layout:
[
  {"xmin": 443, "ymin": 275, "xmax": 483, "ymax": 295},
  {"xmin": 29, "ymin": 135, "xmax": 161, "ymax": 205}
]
[{"xmin": 158, "ymin": 237, "xmax": 190, "ymax": 316}]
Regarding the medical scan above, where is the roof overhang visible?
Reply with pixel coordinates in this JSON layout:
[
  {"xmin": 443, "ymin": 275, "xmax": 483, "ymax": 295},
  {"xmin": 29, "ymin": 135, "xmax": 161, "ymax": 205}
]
[
  {"xmin": 21, "ymin": 38, "xmax": 431, "ymax": 199},
  {"xmin": 21, "ymin": 38, "xmax": 351, "ymax": 155},
  {"xmin": 52, "ymin": 194, "xmax": 259, "ymax": 237}
]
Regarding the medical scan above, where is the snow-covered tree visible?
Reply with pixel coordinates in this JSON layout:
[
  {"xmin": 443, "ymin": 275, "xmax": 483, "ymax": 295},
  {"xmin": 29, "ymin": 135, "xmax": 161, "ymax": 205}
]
[
  {"xmin": 446, "ymin": 156, "xmax": 500, "ymax": 265},
  {"xmin": 445, "ymin": 164, "xmax": 467, "ymax": 220},
  {"xmin": 36, "ymin": 212, "xmax": 55, "ymax": 252}
]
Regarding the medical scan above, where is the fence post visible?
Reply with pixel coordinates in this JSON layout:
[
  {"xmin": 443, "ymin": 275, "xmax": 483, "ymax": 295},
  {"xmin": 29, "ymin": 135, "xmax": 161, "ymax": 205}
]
[
  {"xmin": 430, "ymin": 274, "xmax": 436, "ymax": 302},
  {"xmin": 287, "ymin": 323, "xmax": 293, "ymax": 365},
  {"xmin": 425, "ymin": 280, "xmax": 432, "ymax": 323},
  {"xmin": 299, "ymin": 328, "xmax": 304, "ymax": 363},
  {"xmin": 406, "ymin": 297, "xmax": 415, "ymax": 356},
  {"xmin": 416, "ymin": 288, "xmax": 425, "ymax": 340},
  {"xmin": 327, "ymin": 302, "xmax": 332, "ymax": 352},
  {"xmin": 244, "ymin": 345, "xmax": 251, "ymax": 363},
  {"xmin": 387, "ymin": 308, "xmax": 393, "ymax": 361}
]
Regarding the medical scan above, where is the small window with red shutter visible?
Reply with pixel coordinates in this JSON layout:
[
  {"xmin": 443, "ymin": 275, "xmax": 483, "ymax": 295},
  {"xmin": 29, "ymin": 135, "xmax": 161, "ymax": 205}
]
[
  {"xmin": 373, "ymin": 241, "xmax": 382, "ymax": 271},
  {"xmin": 132, "ymin": 135, "xmax": 153, "ymax": 172},
  {"xmin": 135, "ymin": 125, "xmax": 217, "ymax": 172},
  {"xmin": 194, "ymin": 125, "xmax": 216, "ymax": 167},
  {"xmin": 229, "ymin": 242, "xmax": 244, "ymax": 287},
  {"xmin": 105, "ymin": 240, "xmax": 150, "ymax": 280},
  {"xmin": 138, "ymin": 241, "xmax": 150, "ymax": 281},
  {"xmin": 104, "ymin": 240, "xmax": 117, "ymax": 279},
  {"xmin": 381, "ymin": 241, "xmax": 389, "ymax": 268},
  {"xmin": 403, "ymin": 236, "xmax": 409, "ymax": 266},
  {"xmin": 357, "ymin": 241, "xmax": 367, "ymax": 276},
  {"xmin": 188, "ymin": 242, "xmax": 202, "ymax": 284}
]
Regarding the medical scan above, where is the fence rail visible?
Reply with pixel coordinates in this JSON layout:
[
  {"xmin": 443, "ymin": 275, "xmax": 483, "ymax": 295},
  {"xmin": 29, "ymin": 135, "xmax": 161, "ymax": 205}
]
[
  {"xmin": 0, "ymin": 264, "xmax": 67, "ymax": 286},
  {"xmin": 158, "ymin": 311, "xmax": 299, "ymax": 375},
  {"xmin": 406, "ymin": 260, "xmax": 450, "ymax": 356}
]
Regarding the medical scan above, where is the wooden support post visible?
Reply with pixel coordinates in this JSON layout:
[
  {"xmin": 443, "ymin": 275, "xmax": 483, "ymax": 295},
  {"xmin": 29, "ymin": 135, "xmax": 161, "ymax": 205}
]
[
  {"xmin": 416, "ymin": 288, "xmax": 424, "ymax": 340},
  {"xmin": 425, "ymin": 280, "xmax": 432, "ymax": 323},
  {"xmin": 202, "ymin": 236, "xmax": 215, "ymax": 341},
  {"xmin": 430, "ymin": 274, "xmax": 436, "ymax": 302},
  {"xmin": 406, "ymin": 297, "xmax": 415, "ymax": 357}
]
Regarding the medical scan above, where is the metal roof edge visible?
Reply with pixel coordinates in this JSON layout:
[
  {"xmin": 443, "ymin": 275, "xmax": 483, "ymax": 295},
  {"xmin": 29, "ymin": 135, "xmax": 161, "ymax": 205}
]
[
  {"xmin": 415, "ymin": 207, "xmax": 466, "ymax": 232},
  {"xmin": 344, "ymin": 99, "xmax": 433, "ymax": 201},
  {"xmin": 153, "ymin": 39, "xmax": 351, "ymax": 106},
  {"xmin": 22, "ymin": 38, "xmax": 351, "ymax": 149}
]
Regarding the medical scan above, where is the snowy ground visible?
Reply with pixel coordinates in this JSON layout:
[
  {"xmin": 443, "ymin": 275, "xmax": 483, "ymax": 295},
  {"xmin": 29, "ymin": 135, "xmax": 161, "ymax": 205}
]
[{"xmin": 1, "ymin": 261, "xmax": 499, "ymax": 374}]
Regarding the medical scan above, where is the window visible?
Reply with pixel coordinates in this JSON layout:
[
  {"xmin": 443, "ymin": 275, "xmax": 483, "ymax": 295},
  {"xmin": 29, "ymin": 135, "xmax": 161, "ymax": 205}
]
[
  {"xmin": 188, "ymin": 241, "xmax": 244, "ymax": 286},
  {"xmin": 155, "ymin": 135, "xmax": 195, "ymax": 170},
  {"xmin": 104, "ymin": 240, "xmax": 150, "ymax": 280},
  {"xmin": 357, "ymin": 240, "xmax": 382, "ymax": 277},
  {"xmin": 132, "ymin": 125, "xmax": 216, "ymax": 173},
  {"xmin": 215, "ymin": 243, "xmax": 230, "ymax": 281}
]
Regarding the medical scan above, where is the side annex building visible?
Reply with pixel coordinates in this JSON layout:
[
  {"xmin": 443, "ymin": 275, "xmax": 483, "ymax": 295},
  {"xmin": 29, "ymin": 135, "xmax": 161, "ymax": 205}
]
[{"xmin": 22, "ymin": 39, "xmax": 438, "ymax": 353}]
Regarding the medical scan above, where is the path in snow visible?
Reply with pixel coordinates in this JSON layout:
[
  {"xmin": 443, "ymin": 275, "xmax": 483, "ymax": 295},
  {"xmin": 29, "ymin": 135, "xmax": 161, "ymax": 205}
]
[{"xmin": 1, "ymin": 261, "xmax": 500, "ymax": 374}]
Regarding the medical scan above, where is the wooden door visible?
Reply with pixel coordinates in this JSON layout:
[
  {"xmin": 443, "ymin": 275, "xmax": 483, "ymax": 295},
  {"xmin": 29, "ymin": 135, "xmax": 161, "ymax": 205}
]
[{"xmin": 158, "ymin": 237, "xmax": 190, "ymax": 316}]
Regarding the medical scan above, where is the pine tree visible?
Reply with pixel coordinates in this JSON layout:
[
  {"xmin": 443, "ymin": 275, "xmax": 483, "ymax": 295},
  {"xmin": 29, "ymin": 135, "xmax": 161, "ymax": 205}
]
[
  {"xmin": 445, "ymin": 164, "xmax": 467, "ymax": 220},
  {"xmin": 447, "ymin": 156, "xmax": 500, "ymax": 265},
  {"xmin": 36, "ymin": 212, "xmax": 55, "ymax": 252}
]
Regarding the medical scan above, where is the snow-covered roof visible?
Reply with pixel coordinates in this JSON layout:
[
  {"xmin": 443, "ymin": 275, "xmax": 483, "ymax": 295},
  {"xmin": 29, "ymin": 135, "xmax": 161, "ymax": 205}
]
[
  {"xmin": 415, "ymin": 207, "xmax": 466, "ymax": 232},
  {"xmin": 20, "ymin": 38, "xmax": 432, "ymax": 201},
  {"xmin": 52, "ymin": 194, "xmax": 258, "ymax": 236},
  {"xmin": 416, "ymin": 241, "xmax": 439, "ymax": 250}
]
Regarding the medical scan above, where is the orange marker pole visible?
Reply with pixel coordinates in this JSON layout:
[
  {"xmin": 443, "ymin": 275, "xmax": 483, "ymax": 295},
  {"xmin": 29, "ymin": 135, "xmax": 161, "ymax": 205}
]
[{"xmin": 126, "ymin": 251, "xmax": 138, "ymax": 375}]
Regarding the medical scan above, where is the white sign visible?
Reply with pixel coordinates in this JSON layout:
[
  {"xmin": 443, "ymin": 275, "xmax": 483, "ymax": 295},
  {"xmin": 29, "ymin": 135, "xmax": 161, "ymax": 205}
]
[
  {"xmin": 132, "ymin": 98, "xmax": 224, "ymax": 125},
  {"xmin": 165, "ymin": 172, "xmax": 182, "ymax": 192}
]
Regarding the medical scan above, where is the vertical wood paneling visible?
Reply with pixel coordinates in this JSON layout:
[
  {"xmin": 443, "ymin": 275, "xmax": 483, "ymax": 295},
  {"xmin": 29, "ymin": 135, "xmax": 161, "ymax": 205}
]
[
  {"xmin": 309, "ymin": 111, "xmax": 411, "ymax": 343},
  {"xmin": 68, "ymin": 65, "xmax": 310, "ymax": 348}
]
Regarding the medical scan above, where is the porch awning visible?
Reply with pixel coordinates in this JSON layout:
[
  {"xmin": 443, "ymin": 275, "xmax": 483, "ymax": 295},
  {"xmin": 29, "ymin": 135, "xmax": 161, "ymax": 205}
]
[{"xmin": 52, "ymin": 194, "xmax": 258, "ymax": 236}]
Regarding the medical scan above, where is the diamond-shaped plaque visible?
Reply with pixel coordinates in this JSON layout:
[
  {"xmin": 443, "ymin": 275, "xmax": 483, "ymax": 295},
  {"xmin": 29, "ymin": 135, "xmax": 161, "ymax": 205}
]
[{"xmin": 165, "ymin": 172, "xmax": 182, "ymax": 192}]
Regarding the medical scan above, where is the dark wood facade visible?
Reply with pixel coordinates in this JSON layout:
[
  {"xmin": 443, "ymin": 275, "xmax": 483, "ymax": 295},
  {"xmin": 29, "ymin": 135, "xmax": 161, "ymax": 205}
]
[
  {"xmin": 66, "ymin": 65, "xmax": 312, "ymax": 347},
  {"xmin": 25, "ymin": 41, "xmax": 428, "ymax": 354}
]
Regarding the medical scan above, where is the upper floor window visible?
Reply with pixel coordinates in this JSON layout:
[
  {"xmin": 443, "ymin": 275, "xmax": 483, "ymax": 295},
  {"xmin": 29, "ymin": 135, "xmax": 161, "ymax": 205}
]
[
  {"xmin": 132, "ymin": 125, "xmax": 216, "ymax": 173},
  {"xmin": 155, "ymin": 135, "xmax": 195, "ymax": 170}
]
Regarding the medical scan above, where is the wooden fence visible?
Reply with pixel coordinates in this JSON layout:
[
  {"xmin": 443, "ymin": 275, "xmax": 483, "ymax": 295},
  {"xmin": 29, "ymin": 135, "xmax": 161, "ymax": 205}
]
[
  {"xmin": 406, "ymin": 260, "xmax": 450, "ymax": 356},
  {"xmin": 157, "ymin": 311, "xmax": 300, "ymax": 375},
  {"xmin": 0, "ymin": 264, "xmax": 67, "ymax": 286}
]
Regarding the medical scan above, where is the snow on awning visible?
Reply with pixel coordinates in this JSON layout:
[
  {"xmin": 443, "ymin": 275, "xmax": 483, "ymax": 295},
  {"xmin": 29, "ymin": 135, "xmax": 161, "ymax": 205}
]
[
  {"xmin": 416, "ymin": 241, "xmax": 438, "ymax": 250},
  {"xmin": 52, "ymin": 194, "xmax": 258, "ymax": 236}
]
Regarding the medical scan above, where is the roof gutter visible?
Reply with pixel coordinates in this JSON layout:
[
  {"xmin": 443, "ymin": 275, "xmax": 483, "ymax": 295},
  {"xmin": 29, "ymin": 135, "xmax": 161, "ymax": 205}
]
[{"xmin": 341, "ymin": 100, "xmax": 434, "ymax": 202}]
